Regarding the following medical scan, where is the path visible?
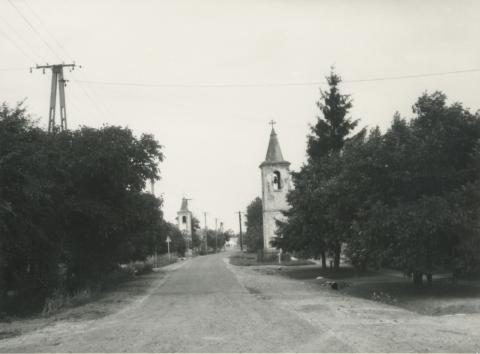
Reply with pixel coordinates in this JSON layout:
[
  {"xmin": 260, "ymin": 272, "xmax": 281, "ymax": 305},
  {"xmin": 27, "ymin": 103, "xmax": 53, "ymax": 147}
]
[{"xmin": 1, "ymin": 251, "xmax": 479, "ymax": 352}]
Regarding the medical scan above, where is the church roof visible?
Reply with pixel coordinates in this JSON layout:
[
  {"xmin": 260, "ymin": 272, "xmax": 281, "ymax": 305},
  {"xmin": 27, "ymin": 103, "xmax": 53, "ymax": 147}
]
[
  {"xmin": 260, "ymin": 128, "xmax": 290, "ymax": 167},
  {"xmin": 179, "ymin": 198, "xmax": 190, "ymax": 212}
]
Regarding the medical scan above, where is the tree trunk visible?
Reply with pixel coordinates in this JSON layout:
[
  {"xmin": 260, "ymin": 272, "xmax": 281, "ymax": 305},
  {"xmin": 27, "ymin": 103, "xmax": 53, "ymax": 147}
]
[
  {"xmin": 413, "ymin": 271, "xmax": 423, "ymax": 287},
  {"xmin": 321, "ymin": 251, "xmax": 327, "ymax": 269},
  {"xmin": 452, "ymin": 269, "xmax": 459, "ymax": 285},
  {"xmin": 333, "ymin": 243, "xmax": 341, "ymax": 270},
  {"xmin": 427, "ymin": 273, "xmax": 432, "ymax": 286}
]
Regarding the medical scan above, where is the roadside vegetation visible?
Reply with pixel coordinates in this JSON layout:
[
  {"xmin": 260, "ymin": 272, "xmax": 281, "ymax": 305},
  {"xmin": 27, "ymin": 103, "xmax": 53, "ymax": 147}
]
[
  {"xmin": 272, "ymin": 69, "xmax": 480, "ymax": 286},
  {"xmin": 0, "ymin": 103, "xmax": 186, "ymax": 316},
  {"xmin": 229, "ymin": 252, "xmax": 315, "ymax": 267},
  {"xmin": 243, "ymin": 197, "xmax": 263, "ymax": 254},
  {"xmin": 271, "ymin": 264, "xmax": 480, "ymax": 316}
]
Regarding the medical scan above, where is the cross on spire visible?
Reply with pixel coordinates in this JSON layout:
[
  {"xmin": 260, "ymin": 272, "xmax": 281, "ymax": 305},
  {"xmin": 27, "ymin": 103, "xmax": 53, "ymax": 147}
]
[{"xmin": 269, "ymin": 120, "xmax": 276, "ymax": 129}]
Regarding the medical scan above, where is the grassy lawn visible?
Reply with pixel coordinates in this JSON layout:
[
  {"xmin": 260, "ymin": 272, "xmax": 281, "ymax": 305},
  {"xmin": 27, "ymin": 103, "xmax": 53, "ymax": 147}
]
[
  {"xmin": 281, "ymin": 266, "xmax": 375, "ymax": 280},
  {"xmin": 229, "ymin": 251, "xmax": 315, "ymax": 267},
  {"xmin": 256, "ymin": 263, "xmax": 480, "ymax": 316},
  {"xmin": 342, "ymin": 278, "xmax": 480, "ymax": 315}
]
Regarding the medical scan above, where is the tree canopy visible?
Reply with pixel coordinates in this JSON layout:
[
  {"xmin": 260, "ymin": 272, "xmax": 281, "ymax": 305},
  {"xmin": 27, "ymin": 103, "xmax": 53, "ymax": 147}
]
[
  {"xmin": 274, "ymin": 77, "xmax": 480, "ymax": 283},
  {"xmin": 244, "ymin": 197, "xmax": 263, "ymax": 252},
  {"xmin": 0, "ymin": 102, "xmax": 167, "ymax": 312},
  {"xmin": 273, "ymin": 70, "xmax": 360, "ymax": 268}
]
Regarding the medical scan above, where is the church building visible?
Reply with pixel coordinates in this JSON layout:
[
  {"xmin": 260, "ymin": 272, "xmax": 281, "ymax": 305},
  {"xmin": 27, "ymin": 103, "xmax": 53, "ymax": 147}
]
[
  {"xmin": 259, "ymin": 124, "xmax": 291, "ymax": 252},
  {"xmin": 177, "ymin": 198, "xmax": 192, "ymax": 237}
]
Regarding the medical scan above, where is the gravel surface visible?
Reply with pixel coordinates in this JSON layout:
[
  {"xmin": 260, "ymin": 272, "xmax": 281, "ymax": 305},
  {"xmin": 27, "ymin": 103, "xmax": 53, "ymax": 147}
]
[{"xmin": 0, "ymin": 251, "xmax": 479, "ymax": 352}]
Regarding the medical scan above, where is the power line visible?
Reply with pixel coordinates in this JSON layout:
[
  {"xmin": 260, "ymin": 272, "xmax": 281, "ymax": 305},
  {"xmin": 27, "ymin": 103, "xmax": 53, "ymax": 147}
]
[
  {"xmin": 0, "ymin": 6, "xmax": 104, "ymax": 125},
  {"xmin": 0, "ymin": 26, "xmax": 35, "ymax": 63},
  {"xmin": 69, "ymin": 74, "xmax": 110, "ymax": 121},
  {"xmin": 0, "ymin": 14, "xmax": 41, "ymax": 63},
  {"xmin": 7, "ymin": 0, "xmax": 63, "ymax": 61},
  {"xmin": 22, "ymin": 0, "xmax": 75, "ymax": 62},
  {"xmin": 71, "ymin": 68, "xmax": 480, "ymax": 89},
  {"xmin": 343, "ymin": 69, "xmax": 480, "ymax": 83},
  {"xmin": 6, "ymin": 0, "xmax": 110, "ymax": 121},
  {"xmin": 17, "ymin": 0, "xmax": 112, "ymax": 120}
]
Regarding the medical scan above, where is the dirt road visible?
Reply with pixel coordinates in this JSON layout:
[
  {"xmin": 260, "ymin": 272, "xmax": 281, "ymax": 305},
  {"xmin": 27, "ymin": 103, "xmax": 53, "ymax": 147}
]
[{"xmin": 1, "ymin": 252, "xmax": 479, "ymax": 352}]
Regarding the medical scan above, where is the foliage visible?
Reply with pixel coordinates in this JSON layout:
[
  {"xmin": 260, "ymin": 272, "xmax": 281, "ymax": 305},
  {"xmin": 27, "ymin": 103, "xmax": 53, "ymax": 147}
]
[
  {"xmin": 344, "ymin": 92, "xmax": 480, "ymax": 283},
  {"xmin": 157, "ymin": 221, "xmax": 186, "ymax": 257},
  {"xmin": 275, "ymin": 85, "xmax": 480, "ymax": 284},
  {"xmin": 244, "ymin": 197, "xmax": 263, "ymax": 252},
  {"xmin": 205, "ymin": 229, "xmax": 231, "ymax": 252},
  {"xmin": 190, "ymin": 216, "xmax": 202, "ymax": 250},
  {"xmin": 307, "ymin": 69, "xmax": 359, "ymax": 160},
  {"xmin": 0, "ymin": 102, "xmax": 165, "ymax": 313},
  {"xmin": 273, "ymin": 70, "xmax": 360, "ymax": 268}
]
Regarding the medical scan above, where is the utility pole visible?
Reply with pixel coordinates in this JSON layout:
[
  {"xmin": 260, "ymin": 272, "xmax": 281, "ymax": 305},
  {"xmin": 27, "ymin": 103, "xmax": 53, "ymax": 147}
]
[
  {"xmin": 32, "ymin": 63, "xmax": 78, "ymax": 133},
  {"xmin": 203, "ymin": 212, "xmax": 208, "ymax": 252},
  {"xmin": 150, "ymin": 179, "xmax": 155, "ymax": 195},
  {"xmin": 237, "ymin": 211, "xmax": 244, "ymax": 251},
  {"xmin": 215, "ymin": 218, "xmax": 218, "ymax": 253},
  {"xmin": 220, "ymin": 221, "xmax": 225, "ymax": 250}
]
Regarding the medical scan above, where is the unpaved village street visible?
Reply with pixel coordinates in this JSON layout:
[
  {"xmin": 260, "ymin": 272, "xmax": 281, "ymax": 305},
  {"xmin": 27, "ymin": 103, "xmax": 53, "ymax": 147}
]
[{"xmin": 1, "ymin": 252, "xmax": 479, "ymax": 352}]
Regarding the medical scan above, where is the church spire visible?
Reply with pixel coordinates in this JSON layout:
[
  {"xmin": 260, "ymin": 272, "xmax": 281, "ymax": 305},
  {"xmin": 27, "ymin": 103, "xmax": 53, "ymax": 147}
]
[
  {"xmin": 265, "ymin": 128, "xmax": 284, "ymax": 162},
  {"xmin": 179, "ymin": 198, "xmax": 190, "ymax": 212},
  {"xmin": 260, "ymin": 124, "xmax": 290, "ymax": 167}
]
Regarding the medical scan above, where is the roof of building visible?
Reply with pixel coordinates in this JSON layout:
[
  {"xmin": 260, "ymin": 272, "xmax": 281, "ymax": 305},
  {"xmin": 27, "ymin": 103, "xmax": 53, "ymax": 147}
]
[
  {"xmin": 179, "ymin": 198, "xmax": 190, "ymax": 212},
  {"xmin": 260, "ymin": 128, "xmax": 290, "ymax": 167}
]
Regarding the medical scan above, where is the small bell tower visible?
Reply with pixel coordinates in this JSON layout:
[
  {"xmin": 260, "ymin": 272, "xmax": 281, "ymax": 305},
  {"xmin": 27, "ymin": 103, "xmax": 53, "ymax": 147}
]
[
  {"xmin": 177, "ymin": 198, "xmax": 192, "ymax": 236},
  {"xmin": 259, "ymin": 121, "xmax": 291, "ymax": 251}
]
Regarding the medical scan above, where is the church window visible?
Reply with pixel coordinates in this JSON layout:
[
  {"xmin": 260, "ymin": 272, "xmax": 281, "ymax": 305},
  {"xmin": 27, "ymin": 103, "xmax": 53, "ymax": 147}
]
[
  {"xmin": 273, "ymin": 171, "xmax": 282, "ymax": 190},
  {"xmin": 182, "ymin": 216, "xmax": 187, "ymax": 224}
]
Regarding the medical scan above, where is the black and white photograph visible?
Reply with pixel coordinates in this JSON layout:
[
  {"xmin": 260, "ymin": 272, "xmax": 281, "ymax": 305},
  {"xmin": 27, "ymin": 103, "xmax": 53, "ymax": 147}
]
[{"xmin": 1, "ymin": 0, "xmax": 480, "ymax": 352}]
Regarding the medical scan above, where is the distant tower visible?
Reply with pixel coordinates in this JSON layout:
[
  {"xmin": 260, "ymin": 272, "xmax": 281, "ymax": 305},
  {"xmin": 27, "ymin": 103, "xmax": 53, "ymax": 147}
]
[
  {"xmin": 177, "ymin": 198, "xmax": 192, "ymax": 236},
  {"xmin": 259, "ymin": 122, "xmax": 291, "ymax": 252}
]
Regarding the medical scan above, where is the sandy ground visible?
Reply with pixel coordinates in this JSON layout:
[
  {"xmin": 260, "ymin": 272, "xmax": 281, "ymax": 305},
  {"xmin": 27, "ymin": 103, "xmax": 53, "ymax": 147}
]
[{"xmin": 0, "ymin": 251, "xmax": 479, "ymax": 352}]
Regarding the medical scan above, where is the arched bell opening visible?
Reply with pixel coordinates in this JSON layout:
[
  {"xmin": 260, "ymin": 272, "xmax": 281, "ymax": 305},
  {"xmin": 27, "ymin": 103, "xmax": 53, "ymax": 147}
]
[{"xmin": 272, "ymin": 170, "xmax": 282, "ymax": 191}]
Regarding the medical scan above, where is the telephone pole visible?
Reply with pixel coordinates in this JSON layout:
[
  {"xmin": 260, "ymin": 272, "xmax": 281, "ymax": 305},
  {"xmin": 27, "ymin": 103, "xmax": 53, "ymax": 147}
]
[
  {"xmin": 215, "ymin": 217, "xmax": 218, "ymax": 252},
  {"xmin": 203, "ymin": 211, "xmax": 208, "ymax": 252},
  {"xmin": 237, "ymin": 211, "xmax": 244, "ymax": 251},
  {"xmin": 32, "ymin": 63, "xmax": 78, "ymax": 133}
]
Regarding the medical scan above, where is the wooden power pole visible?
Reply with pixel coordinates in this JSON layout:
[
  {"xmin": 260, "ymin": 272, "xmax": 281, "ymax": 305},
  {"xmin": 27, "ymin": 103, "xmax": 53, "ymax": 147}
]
[
  {"xmin": 203, "ymin": 211, "xmax": 208, "ymax": 252},
  {"xmin": 237, "ymin": 211, "xmax": 244, "ymax": 251},
  {"xmin": 32, "ymin": 63, "xmax": 78, "ymax": 132}
]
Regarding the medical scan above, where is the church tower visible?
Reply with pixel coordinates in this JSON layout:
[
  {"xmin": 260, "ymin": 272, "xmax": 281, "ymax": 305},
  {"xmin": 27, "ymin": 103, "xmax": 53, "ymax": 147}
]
[
  {"xmin": 177, "ymin": 198, "xmax": 192, "ymax": 236},
  {"xmin": 260, "ymin": 124, "xmax": 291, "ymax": 252}
]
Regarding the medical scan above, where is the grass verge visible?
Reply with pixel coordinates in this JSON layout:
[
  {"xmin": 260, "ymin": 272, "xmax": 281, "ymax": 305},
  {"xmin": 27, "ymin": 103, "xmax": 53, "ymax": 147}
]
[
  {"xmin": 229, "ymin": 251, "xmax": 315, "ymax": 267},
  {"xmin": 268, "ymin": 264, "xmax": 480, "ymax": 316}
]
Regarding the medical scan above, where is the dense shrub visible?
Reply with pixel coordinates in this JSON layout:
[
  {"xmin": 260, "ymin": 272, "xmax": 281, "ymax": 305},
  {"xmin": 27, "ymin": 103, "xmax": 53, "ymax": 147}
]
[
  {"xmin": 0, "ymin": 102, "xmax": 166, "ymax": 314},
  {"xmin": 274, "ymin": 86, "xmax": 480, "ymax": 285}
]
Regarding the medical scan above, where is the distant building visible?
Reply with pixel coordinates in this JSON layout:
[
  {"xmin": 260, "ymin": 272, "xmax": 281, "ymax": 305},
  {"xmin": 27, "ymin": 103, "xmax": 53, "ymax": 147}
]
[
  {"xmin": 259, "ymin": 126, "xmax": 291, "ymax": 252},
  {"xmin": 226, "ymin": 235, "xmax": 238, "ymax": 248},
  {"xmin": 177, "ymin": 198, "xmax": 192, "ymax": 236}
]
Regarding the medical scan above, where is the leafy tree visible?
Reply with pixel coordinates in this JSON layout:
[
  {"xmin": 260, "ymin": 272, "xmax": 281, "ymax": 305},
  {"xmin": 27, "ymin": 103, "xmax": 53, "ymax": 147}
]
[
  {"xmin": 61, "ymin": 125, "xmax": 163, "ymax": 288},
  {"xmin": 273, "ymin": 164, "xmax": 328, "ymax": 266},
  {"xmin": 276, "ymin": 83, "xmax": 480, "ymax": 282},
  {"xmin": 387, "ymin": 92, "xmax": 480, "ymax": 283},
  {"xmin": 157, "ymin": 221, "xmax": 186, "ymax": 257},
  {"xmin": 190, "ymin": 216, "xmax": 202, "ymax": 250},
  {"xmin": 274, "ymin": 70, "xmax": 360, "ymax": 269},
  {"xmin": 244, "ymin": 197, "xmax": 263, "ymax": 253},
  {"xmin": 0, "ymin": 102, "xmax": 66, "ymax": 311},
  {"xmin": 205, "ymin": 229, "xmax": 231, "ymax": 252},
  {"xmin": 345, "ymin": 92, "xmax": 480, "ymax": 284},
  {"xmin": 0, "ymin": 102, "xmax": 166, "ymax": 312}
]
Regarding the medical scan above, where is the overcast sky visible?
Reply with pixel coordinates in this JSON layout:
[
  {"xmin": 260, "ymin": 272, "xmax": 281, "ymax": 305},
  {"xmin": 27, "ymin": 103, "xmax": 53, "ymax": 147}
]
[{"xmin": 1, "ymin": 0, "xmax": 479, "ymax": 232}]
